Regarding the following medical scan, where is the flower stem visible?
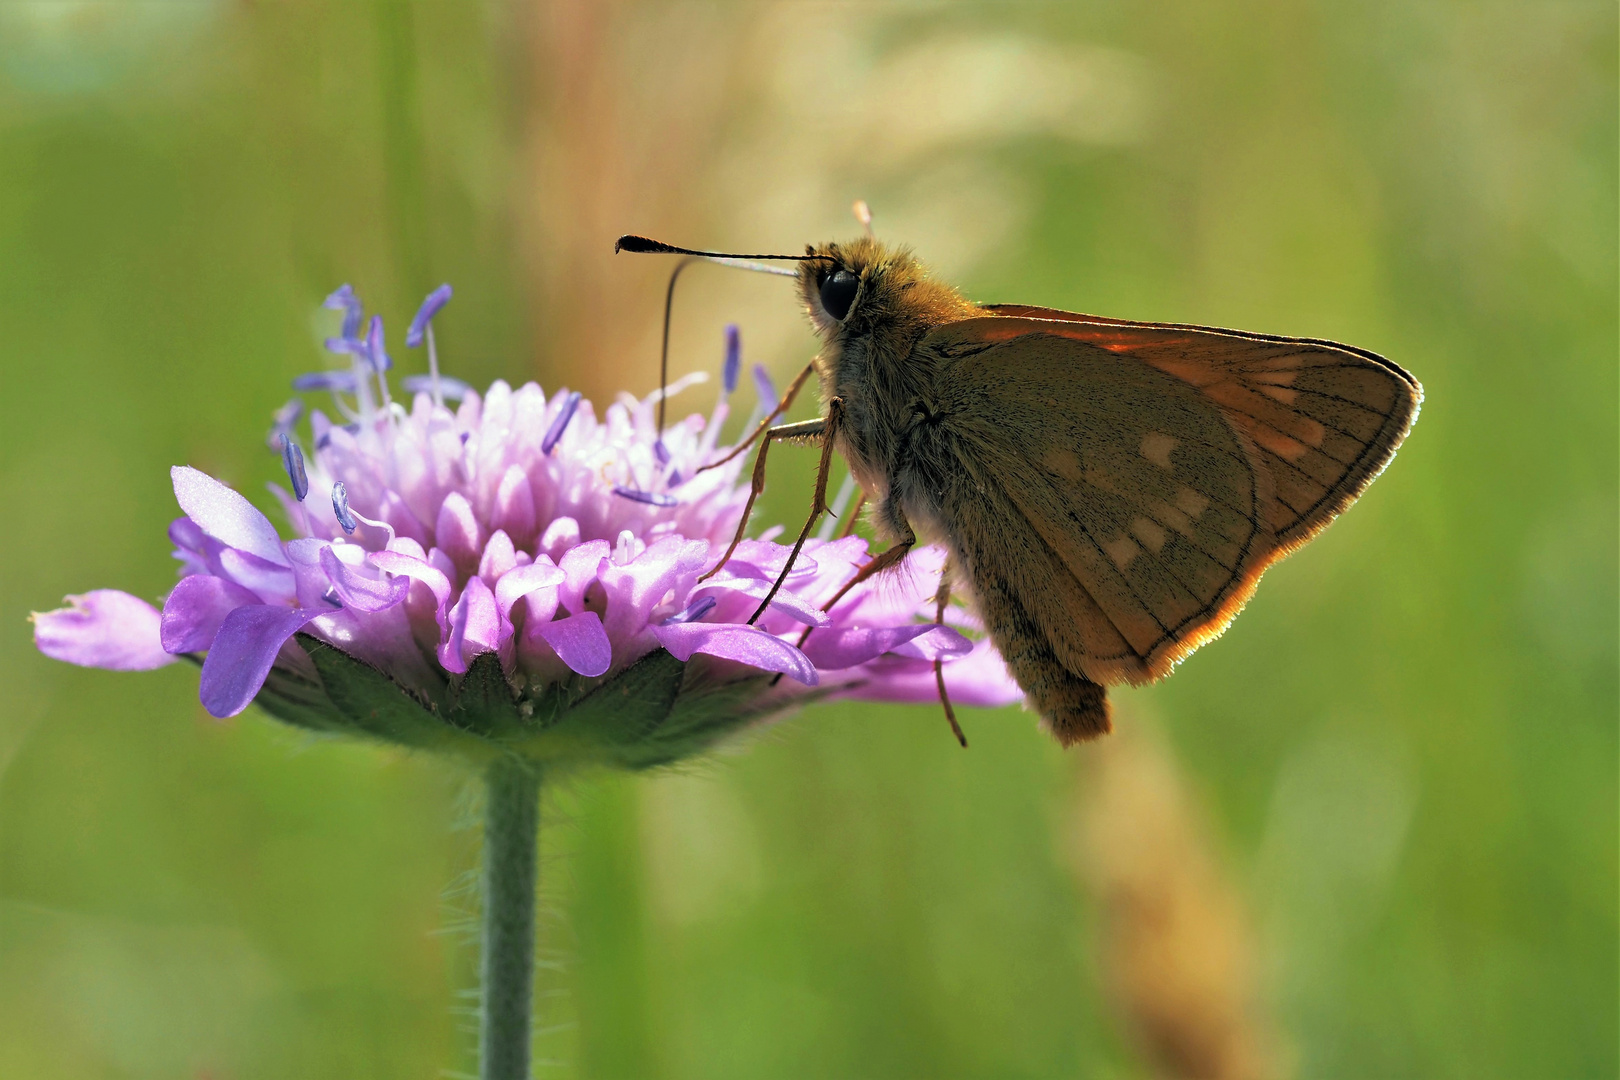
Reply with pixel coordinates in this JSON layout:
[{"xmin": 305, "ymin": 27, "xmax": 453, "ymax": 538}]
[{"xmin": 480, "ymin": 757, "xmax": 540, "ymax": 1080}]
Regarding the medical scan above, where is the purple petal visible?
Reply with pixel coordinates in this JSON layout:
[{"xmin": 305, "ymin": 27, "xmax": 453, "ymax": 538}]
[
  {"xmin": 537, "ymin": 611, "xmax": 611, "ymax": 677},
  {"xmin": 848, "ymin": 640, "xmax": 1024, "ymax": 707},
  {"xmin": 319, "ymin": 546, "xmax": 410, "ymax": 613},
  {"xmin": 435, "ymin": 492, "xmax": 482, "ymax": 575},
  {"xmin": 198, "ymin": 604, "xmax": 323, "ymax": 717},
  {"xmin": 886, "ymin": 624, "xmax": 973, "ymax": 661},
  {"xmin": 161, "ymin": 574, "xmax": 261, "ymax": 653},
  {"xmin": 494, "ymin": 465, "xmax": 537, "ymax": 544},
  {"xmin": 33, "ymin": 590, "xmax": 175, "ymax": 671},
  {"xmin": 557, "ymin": 539, "xmax": 610, "ymax": 613},
  {"xmin": 172, "ymin": 466, "xmax": 289, "ymax": 566},
  {"xmin": 370, "ymin": 548, "xmax": 453, "ymax": 634},
  {"xmin": 797, "ymin": 624, "xmax": 946, "ymax": 670},
  {"xmin": 441, "ymin": 576, "xmax": 501, "ymax": 672},
  {"xmin": 691, "ymin": 579, "xmax": 829, "ymax": 627},
  {"xmin": 406, "ymin": 283, "xmax": 452, "ymax": 348},
  {"xmin": 495, "ymin": 561, "xmax": 565, "ymax": 619},
  {"xmin": 652, "ymin": 622, "xmax": 817, "ymax": 685},
  {"xmin": 218, "ymin": 547, "xmax": 297, "ymax": 603}
]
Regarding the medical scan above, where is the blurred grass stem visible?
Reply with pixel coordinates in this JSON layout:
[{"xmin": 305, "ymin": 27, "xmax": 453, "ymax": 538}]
[{"xmin": 480, "ymin": 758, "xmax": 540, "ymax": 1080}]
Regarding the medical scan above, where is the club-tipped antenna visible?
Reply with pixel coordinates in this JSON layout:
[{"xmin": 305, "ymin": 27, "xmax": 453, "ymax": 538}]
[
  {"xmin": 621, "ymin": 234, "xmax": 830, "ymax": 438},
  {"xmin": 616, "ymin": 234, "xmax": 835, "ymax": 262}
]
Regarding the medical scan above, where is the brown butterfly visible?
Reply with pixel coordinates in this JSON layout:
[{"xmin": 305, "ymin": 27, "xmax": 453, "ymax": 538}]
[{"xmin": 616, "ymin": 233, "xmax": 1422, "ymax": 748}]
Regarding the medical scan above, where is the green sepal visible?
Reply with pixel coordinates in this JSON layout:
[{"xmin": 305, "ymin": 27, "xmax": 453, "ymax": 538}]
[
  {"xmin": 449, "ymin": 652, "xmax": 523, "ymax": 737},
  {"xmin": 297, "ymin": 634, "xmax": 489, "ymax": 757},
  {"xmin": 517, "ymin": 648, "xmax": 686, "ymax": 765},
  {"xmin": 255, "ymin": 658, "xmax": 349, "ymax": 733}
]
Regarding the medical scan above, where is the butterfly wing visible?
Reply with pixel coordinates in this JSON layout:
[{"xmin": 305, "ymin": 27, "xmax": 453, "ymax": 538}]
[{"xmin": 923, "ymin": 312, "xmax": 1421, "ymax": 686}]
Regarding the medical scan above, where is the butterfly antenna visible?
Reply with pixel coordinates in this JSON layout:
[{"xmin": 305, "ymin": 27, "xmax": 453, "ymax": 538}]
[
  {"xmin": 655, "ymin": 257, "xmax": 699, "ymax": 439},
  {"xmin": 616, "ymin": 234, "xmax": 836, "ymax": 262},
  {"xmin": 852, "ymin": 199, "xmax": 874, "ymax": 238}
]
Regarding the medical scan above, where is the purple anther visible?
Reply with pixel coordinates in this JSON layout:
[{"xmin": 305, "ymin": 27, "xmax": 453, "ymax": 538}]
[
  {"xmin": 323, "ymin": 284, "xmax": 363, "ymax": 339},
  {"xmin": 542, "ymin": 391, "xmax": 582, "ymax": 455},
  {"xmin": 402, "ymin": 374, "xmax": 471, "ymax": 401},
  {"xmin": 322, "ymin": 588, "xmax": 343, "ymax": 608},
  {"xmin": 612, "ymin": 486, "xmax": 680, "ymax": 508},
  {"xmin": 331, "ymin": 481, "xmax": 358, "ymax": 534},
  {"xmin": 655, "ymin": 440, "xmax": 671, "ymax": 465},
  {"xmin": 272, "ymin": 398, "xmax": 304, "ymax": 431},
  {"xmin": 406, "ymin": 284, "xmax": 453, "ymax": 348},
  {"xmin": 661, "ymin": 596, "xmax": 717, "ymax": 625},
  {"xmin": 365, "ymin": 315, "xmax": 391, "ymax": 373},
  {"xmin": 278, "ymin": 433, "xmax": 309, "ymax": 502},
  {"xmin": 723, "ymin": 324, "xmax": 741, "ymax": 393},
  {"xmin": 292, "ymin": 371, "xmax": 360, "ymax": 393},
  {"xmin": 323, "ymin": 335, "xmax": 365, "ymax": 357},
  {"xmin": 752, "ymin": 363, "xmax": 776, "ymax": 406}
]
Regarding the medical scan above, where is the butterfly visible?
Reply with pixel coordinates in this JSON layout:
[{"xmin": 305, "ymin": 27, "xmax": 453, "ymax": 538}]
[{"xmin": 617, "ymin": 232, "xmax": 1422, "ymax": 747}]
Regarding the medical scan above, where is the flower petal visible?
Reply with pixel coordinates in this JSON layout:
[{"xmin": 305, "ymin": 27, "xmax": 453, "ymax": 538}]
[
  {"xmin": 557, "ymin": 539, "xmax": 610, "ymax": 614},
  {"xmin": 435, "ymin": 492, "xmax": 483, "ymax": 576},
  {"xmin": 171, "ymin": 466, "xmax": 289, "ymax": 566},
  {"xmin": 537, "ymin": 610, "xmax": 612, "ymax": 677},
  {"xmin": 886, "ymin": 624, "xmax": 973, "ymax": 662},
  {"xmin": 33, "ymin": 590, "xmax": 175, "ymax": 670},
  {"xmin": 161, "ymin": 574, "xmax": 261, "ymax": 653},
  {"xmin": 495, "ymin": 560, "xmax": 565, "ymax": 619},
  {"xmin": 441, "ymin": 575, "xmax": 501, "ymax": 672},
  {"xmin": 652, "ymin": 622, "xmax": 817, "ymax": 685},
  {"xmin": 198, "ymin": 604, "xmax": 324, "ymax": 717},
  {"xmin": 319, "ymin": 546, "xmax": 411, "ymax": 613},
  {"xmin": 798, "ymin": 623, "xmax": 950, "ymax": 670}
]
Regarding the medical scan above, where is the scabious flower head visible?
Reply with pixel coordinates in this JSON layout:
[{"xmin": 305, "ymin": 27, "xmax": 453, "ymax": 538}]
[{"xmin": 33, "ymin": 286, "xmax": 1019, "ymax": 768}]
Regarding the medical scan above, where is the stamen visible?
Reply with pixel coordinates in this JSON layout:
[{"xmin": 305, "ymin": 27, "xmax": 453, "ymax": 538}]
[
  {"xmin": 612, "ymin": 486, "xmax": 680, "ymax": 507},
  {"xmin": 292, "ymin": 371, "xmax": 359, "ymax": 393},
  {"xmin": 542, "ymin": 391, "xmax": 582, "ymax": 455},
  {"xmin": 322, "ymin": 587, "xmax": 343, "ymax": 608},
  {"xmin": 323, "ymin": 284, "xmax": 363, "ymax": 339},
  {"xmin": 365, "ymin": 314, "xmax": 392, "ymax": 411},
  {"xmin": 722, "ymin": 324, "xmax": 741, "ymax": 395},
  {"xmin": 661, "ymin": 596, "xmax": 717, "ymax": 625},
  {"xmin": 331, "ymin": 481, "xmax": 359, "ymax": 534},
  {"xmin": 272, "ymin": 398, "xmax": 304, "ymax": 430},
  {"xmin": 752, "ymin": 363, "xmax": 775, "ymax": 406},
  {"xmin": 406, "ymin": 284, "xmax": 452, "ymax": 347},
  {"xmin": 655, "ymin": 440, "xmax": 671, "ymax": 465},
  {"xmin": 278, "ymin": 433, "xmax": 309, "ymax": 502},
  {"xmin": 402, "ymin": 374, "xmax": 471, "ymax": 401}
]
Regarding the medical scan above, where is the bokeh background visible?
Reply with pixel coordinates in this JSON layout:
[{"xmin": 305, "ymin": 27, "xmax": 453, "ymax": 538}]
[{"xmin": 1, "ymin": 2, "xmax": 1614, "ymax": 1077}]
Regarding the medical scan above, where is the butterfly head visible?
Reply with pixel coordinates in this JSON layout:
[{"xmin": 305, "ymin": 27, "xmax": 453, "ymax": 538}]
[{"xmin": 797, "ymin": 238, "xmax": 977, "ymax": 345}]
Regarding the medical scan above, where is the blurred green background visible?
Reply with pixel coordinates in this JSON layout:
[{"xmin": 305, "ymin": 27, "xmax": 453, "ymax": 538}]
[{"xmin": 1, "ymin": 2, "xmax": 1614, "ymax": 1077}]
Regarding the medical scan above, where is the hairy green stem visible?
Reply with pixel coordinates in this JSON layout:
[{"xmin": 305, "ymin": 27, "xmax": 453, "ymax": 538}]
[{"xmin": 480, "ymin": 757, "xmax": 540, "ymax": 1080}]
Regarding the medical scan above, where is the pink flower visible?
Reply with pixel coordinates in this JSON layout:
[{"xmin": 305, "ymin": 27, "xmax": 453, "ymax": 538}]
[{"xmin": 33, "ymin": 287, "xmax": 1019, "ymax": 766}]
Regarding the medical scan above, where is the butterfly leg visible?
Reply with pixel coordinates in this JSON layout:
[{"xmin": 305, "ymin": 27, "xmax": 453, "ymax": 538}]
[
  {"xmin": 933, "ymin": 568, "xmax": 968, "ymax": 748},
  {"xmin": 696, "ymin": 361, "xmax": 816, "ymax": 474},
  {"xmin": 697, "ymin": 413, "xmax": 828, "ymax": 584},
  {"xmin": 745, "ymin": 397, "xmax": 844, "ymax": 624}
]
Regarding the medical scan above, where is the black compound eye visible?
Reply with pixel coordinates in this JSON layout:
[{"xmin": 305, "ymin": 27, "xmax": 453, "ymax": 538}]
[{"xmin": 819, "ymin": 269, "xmax": 859, "ymax": 321}]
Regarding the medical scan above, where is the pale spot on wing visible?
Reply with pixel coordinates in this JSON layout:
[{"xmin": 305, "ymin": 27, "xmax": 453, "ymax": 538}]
[
  {"xmin": 1175, "ymin": 486, "xmax": 1211, "ymax": 518},
  {"xmin": 1042, "ymin": 448, "xmax": 1085, "ymax": 484},
  {"xmin": 1247, "ymin": 423, "xmax": 1310, "ymax": 461},
  {"xmin": 1103, "ymin": 533, "xmax": 1141, "ymax": 571},
  {"xmin": 1130, "ymin": 516, "xmax": 1167, "ymax": 553},
  {"xmin": 1258, "ymin": 384, "xmax": 1299, "ymax": 404},
  {"xmin": 1140, "ymin": 431, "xmax": 1178, "ymax": 471}
]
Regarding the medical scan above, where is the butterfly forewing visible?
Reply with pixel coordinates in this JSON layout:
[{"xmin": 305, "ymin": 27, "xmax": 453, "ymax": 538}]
[{"xmin": 924, "ymin": 312, "xmax": 1421, "ymax": 684}]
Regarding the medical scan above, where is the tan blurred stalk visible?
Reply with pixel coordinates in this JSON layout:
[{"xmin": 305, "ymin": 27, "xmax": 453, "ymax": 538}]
[
  {"xmin": 1072, "ymin": 721, "xmax": 1286, "ymax": 1080},
  {"xmin": 517, "ymin": 0, "xmax": 746, "ymax": 404}
]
